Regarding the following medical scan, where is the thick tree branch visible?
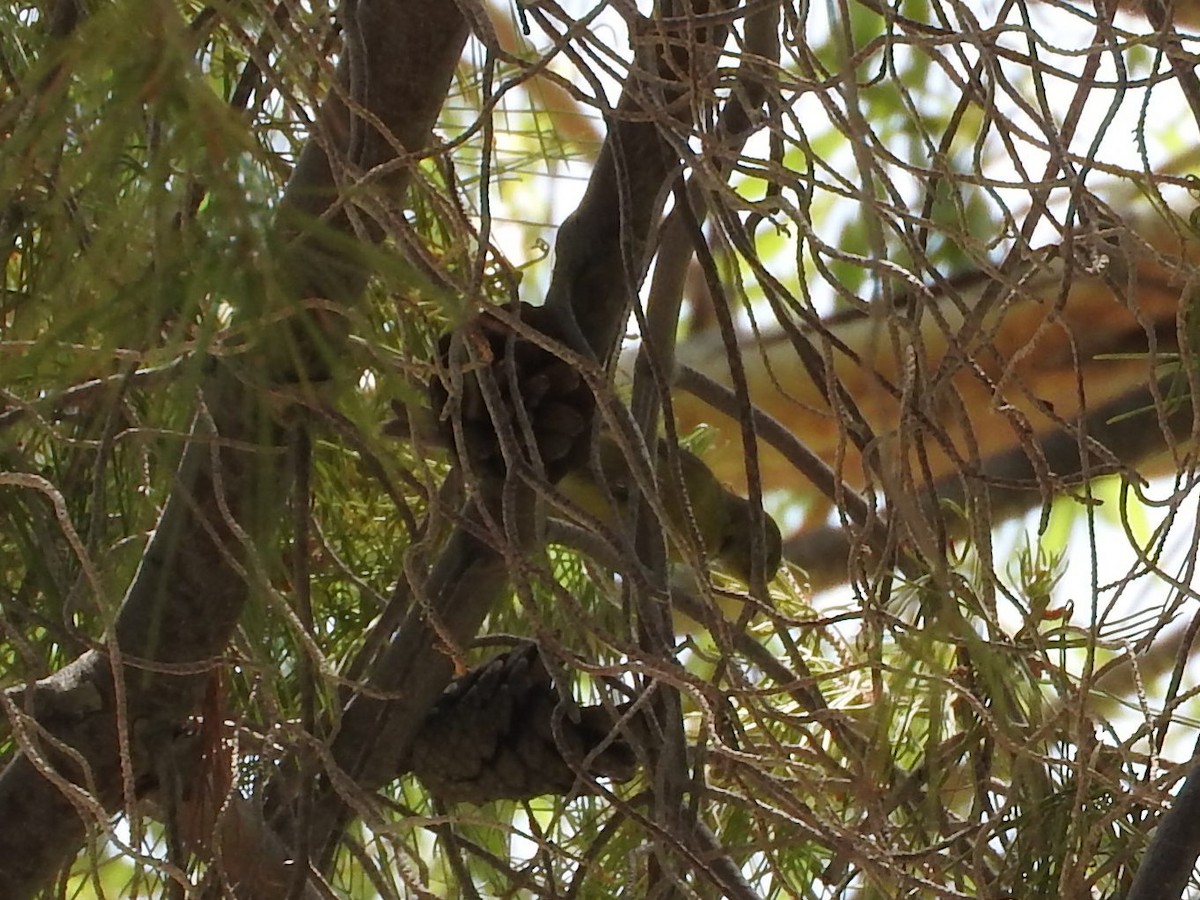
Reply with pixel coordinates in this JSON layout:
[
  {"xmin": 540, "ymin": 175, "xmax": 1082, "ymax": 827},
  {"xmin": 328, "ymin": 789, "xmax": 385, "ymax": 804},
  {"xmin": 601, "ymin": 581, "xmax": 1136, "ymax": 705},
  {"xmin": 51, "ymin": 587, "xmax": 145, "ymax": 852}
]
[
  {"xmin": 157, "ymin": 645, "xmax": 636, "ymax": 893},
  {"xmin": 0, "ymin": 368, "xmax": 283, "ymax": 895},
  {"xmin": 540, "ymin": 4, "xmax": 718, "ymax": 361},
  {"xmin": 277, "ymin": 2, "xmax": 471, "ymax": 305},
  {"xmin": 1127, "ymin": 739, "xmax": 1200, "ymax": 900},
  {"xmin": 307, "ymin": 499, "xmax": 515, "ymax": 862}
]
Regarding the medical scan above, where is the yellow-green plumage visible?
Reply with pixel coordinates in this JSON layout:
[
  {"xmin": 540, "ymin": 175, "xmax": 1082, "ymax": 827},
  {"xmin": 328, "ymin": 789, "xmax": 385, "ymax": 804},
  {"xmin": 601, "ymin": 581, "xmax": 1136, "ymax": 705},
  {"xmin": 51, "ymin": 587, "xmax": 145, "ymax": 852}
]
[{"xmin": 556, "ymin": 435, "xmax": 782, "ymax": 585}]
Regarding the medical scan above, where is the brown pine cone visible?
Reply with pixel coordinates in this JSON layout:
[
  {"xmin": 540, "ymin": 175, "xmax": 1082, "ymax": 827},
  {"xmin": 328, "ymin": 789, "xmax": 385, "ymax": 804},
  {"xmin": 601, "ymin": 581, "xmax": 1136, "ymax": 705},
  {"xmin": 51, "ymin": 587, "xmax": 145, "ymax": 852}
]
[
  {"xmin": 428, "ymin": 302, "xmax": 595, "ymax": 483},
  {"xmin": 408, "ymin": 644, "xmax": 638, "ymax": 804}
]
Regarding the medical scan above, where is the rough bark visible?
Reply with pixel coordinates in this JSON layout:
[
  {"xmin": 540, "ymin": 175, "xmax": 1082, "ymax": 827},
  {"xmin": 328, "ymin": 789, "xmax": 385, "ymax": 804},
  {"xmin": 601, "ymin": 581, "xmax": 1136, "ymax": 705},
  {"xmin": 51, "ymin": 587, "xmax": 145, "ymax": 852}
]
[{"xmin": 408, "ymin": 643, "xmax": 637, "ymax": 804}]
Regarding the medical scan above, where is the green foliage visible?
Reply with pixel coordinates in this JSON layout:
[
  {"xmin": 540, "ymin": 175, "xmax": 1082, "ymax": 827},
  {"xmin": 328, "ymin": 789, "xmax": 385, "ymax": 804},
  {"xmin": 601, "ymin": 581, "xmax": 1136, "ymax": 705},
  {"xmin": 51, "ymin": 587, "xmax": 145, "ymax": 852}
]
[{"xmin": 4, "ymin": 0, "xmax": 1200, "ymax": 896}]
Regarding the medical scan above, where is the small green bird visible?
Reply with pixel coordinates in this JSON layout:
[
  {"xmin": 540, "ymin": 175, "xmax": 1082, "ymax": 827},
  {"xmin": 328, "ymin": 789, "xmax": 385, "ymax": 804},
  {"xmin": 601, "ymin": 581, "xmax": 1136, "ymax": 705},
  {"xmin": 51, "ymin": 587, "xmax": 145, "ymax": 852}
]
[
  {"xmin": 383, "ymin": 397, "xmax": 782, "ymax": 629},
  {"xmin": 556, "ymin": 434, "xmax": 782, "ymax": 585}
]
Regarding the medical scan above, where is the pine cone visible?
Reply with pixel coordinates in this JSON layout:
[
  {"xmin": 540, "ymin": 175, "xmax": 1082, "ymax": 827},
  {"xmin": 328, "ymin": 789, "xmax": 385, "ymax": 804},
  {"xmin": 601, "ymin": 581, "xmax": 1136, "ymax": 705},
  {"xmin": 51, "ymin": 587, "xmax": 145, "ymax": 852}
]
[
  {"xmin": 428, "ymin": 302, "xmax": 595, "ymax": 482},
  {"xmin": 409, "ymin": 644, "xmax": 637, "ymax": 804}
]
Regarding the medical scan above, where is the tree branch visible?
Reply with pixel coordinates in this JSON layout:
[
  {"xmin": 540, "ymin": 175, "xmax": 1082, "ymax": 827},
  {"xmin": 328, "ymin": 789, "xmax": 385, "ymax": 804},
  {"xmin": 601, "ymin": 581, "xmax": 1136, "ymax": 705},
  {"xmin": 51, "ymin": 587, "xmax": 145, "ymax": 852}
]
[
  {"xmin": 0, "ymin": 368, "xmax": 284, "ymax": 895},
  {"xmin": 1127, "ymin": 738, "xmax": 1200, "ymax": 900}
]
